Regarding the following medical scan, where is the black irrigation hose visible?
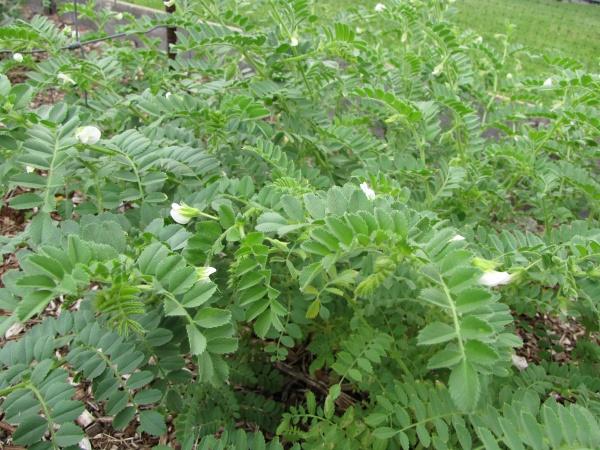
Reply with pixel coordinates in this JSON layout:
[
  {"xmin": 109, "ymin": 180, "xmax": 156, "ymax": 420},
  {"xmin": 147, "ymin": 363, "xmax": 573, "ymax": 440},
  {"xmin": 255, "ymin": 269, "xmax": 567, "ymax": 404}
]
[{"xmin": 0, "ymin": 25, "xmax": 167, "ymax": 55}]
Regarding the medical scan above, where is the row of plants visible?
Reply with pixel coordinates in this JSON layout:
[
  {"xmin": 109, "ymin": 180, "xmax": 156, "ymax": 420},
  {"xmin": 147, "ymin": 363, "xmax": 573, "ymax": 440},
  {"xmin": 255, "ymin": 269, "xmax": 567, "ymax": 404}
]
[{"xmin": 0, "ymin": 0, "xmax": 599, "ymax": 448}]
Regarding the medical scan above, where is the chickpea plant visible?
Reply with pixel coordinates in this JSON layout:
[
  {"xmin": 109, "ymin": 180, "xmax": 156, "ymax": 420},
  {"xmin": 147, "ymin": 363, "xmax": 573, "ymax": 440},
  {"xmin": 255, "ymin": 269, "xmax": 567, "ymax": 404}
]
[{"xmin": 0, "ymin": 0, "xmax": 599, "ymax": 449}]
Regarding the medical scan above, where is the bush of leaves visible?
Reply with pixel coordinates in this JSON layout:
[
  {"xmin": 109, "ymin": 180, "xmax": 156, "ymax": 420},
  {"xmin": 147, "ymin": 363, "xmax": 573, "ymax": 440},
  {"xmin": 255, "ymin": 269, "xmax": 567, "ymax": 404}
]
[{"xmin": 0, "ymin": 0, "xmax": 599, "ymax": 449}]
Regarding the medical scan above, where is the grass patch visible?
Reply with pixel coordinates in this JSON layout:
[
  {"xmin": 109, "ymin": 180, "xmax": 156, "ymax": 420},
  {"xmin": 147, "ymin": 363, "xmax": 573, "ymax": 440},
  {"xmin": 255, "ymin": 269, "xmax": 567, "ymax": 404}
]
[
  {"xmin": 453, "ymin": 0, "xmax": 600, "ymax": 70},
  {"xmin": 123, "ymin": 0, "xmax": 164, "ymax": 9}
]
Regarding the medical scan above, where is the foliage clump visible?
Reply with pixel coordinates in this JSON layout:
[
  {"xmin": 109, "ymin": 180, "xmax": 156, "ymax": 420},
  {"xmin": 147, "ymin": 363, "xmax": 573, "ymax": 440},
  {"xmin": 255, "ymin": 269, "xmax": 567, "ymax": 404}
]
[{"xmin": 0, "ymin": 0, "xmax": 599, "ymax": 449}]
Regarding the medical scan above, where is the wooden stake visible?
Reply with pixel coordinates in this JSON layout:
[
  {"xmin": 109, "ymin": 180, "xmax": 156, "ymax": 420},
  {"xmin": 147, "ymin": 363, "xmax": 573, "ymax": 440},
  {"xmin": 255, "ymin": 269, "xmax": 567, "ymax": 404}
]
[{"xmin": 165, "ymin": 2, "xmax": 177, "ymax": 61}]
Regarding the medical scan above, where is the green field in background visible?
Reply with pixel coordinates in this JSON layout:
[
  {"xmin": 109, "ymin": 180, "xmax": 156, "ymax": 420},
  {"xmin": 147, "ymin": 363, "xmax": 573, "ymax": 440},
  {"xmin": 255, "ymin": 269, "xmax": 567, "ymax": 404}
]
[
  {"xmin": 125, "ymin": 0, "xmax": 600, "ymax": 70},
  {"xmin": 125, "ymin": 0, "xmax": 164, "ymax": 9},
  {"xmin": 453, "ymin": 0, "xmax": 600, "ymax": 70}
]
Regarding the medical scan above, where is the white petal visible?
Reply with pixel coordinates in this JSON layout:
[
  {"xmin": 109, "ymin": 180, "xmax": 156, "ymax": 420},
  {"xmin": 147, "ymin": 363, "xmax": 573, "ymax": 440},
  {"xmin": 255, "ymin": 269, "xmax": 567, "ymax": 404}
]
[
  {"xmin": 479, "ymin": 270, "xmax": 512, "ymax": 287},
  {"xmin": 290, "ymin": 36, "xmax": 299, "ymax": 47},
  {"xmin": 450, "ymin": 234, "xmax": 465, "ymax": 242},
  {"xmin": 374, "ymin": 3, "xmax": 386, "ymax": 12},
  {"xmin": 165, "ymin": 91, "xmax": 172, "ymax": 99},
  {"xmin": 171, "ymin": 208, "xmax": 191, "ymax": 224},
  {"xmin": 75, "ymin": 126, "xmax": 101, "ymax": 145},
  {"xmin": 13, "ymin": 53, "xmax": 23, "ymax": 63},
  {"xmin": 197, "ymin": 266, "xmax": 217, "ymax": 281},
  {"xmin": 432, "ymin": 63, "xmax": 444, "ymax": 77},
  {"xmin": 25, "ymin": 165, "xmax": 35, "ymax": 173},
  {"xmin": 57, "ymin": 72, "xmax": 76, "ymax": 85},
  {"xmin": 543, "ymin": 77, "xmax": 553, "ymax": 88},
  {"xmin": 360, "ymin": 182, "xmax": 376, "ymax": 200},
  {"xmin": 115, "ymin": 12, "xmax": 123, "ymax": 20}
]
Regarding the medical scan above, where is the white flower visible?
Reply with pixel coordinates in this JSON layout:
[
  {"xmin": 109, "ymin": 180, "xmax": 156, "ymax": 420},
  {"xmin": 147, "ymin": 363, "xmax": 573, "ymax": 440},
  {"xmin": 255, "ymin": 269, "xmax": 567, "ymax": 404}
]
[
  {"xmin": 165, "ymin": 91, "xmax": 172, "ymax": 99},
  {"xmin": 355, "ymin": 27, "xmax": 363, "ymax": 34},
  {"xmin": 401, "ymin": 32, "xmax": 408, "ymax": 43},
  {"xmin": 511, "ymin": 354, "xmax": 528, "ymax": 371},
  {"xmin": 450, "ymin": 234, "xmax": 465, "ymax": 242},
  {"xmin": 170, "ymin": 202, "xmax": 200, "ymax": 224},
  {"xmin": 164, "ymin": 0, "xmax": 175, "ymax": 6},
  {"xmin": 13, "ymin": 53, "xmax": 23, "ymax": 63},
  {"xmin": 479, "ymin": 270, "xmax": 512, "ymax": 287},
  {"xmin": 360, "ymin": 182, "xmax": 376, "ymax": 200},
  {"xmin": 57, "ymin": 72, "xmax": 76, "ymax": 85},
  {"xmin": 506, "ymin": 73, "xmax": 513, "ymax": 80},
  {"xmin": 75, "ymin": 126, "xmax": 101, "ymax": 145},
  {"xmin": 432, "ymin": 63, "xmax": 444, "ymax": 77},
  {"xmin": 115, "ymin": 12, "xmax": 124, "ymax": 20},
  {"xmin": 290, "ymin": 36, "xmax": 299, "ymax": 47},
  {"xmin": 197, "ymin": 266, "xmax": 217, "ymax": 282},
  {"xmin": 25, "ymin": 165, "xmax": 35, "ymax": 173},
  {"xmin": 474, "ymin": 36, "xmax": 483, "ymax": 45},
  {"xmin": 374, "ymin": 3, "xmax": 386, "ymax": 12},
  {"xmin": 543, "ymin": 77, "xmax": 553, "ymax": 88}
]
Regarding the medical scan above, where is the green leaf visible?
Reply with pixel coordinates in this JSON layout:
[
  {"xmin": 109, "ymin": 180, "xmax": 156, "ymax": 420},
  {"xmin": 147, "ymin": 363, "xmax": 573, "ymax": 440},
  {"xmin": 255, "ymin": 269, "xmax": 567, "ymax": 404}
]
[
  {"xmin": 299, "ymin": 262, "xmax": 322, "ymax": 291},
  {"xmin": 52, "ymin": 400, "xmax": 84, "ymax": 423},
  {"xmin": 186, "ymin": 323, "xmax": 207, "ymax": 355},
  {"xmin": 207, "ymin": 337, "xmax": 238, "ymax": 354},
  {"xmin": 13, "ymin": 416, "xmax": 47, "ymax": 446},
  {"xmin": 373, "ymin": 427, "xmax": 398, "ymax": 440},
  {"xmin": 113, "ymin": 406, "xmax": 136, "ymax": 430},
  {"xmin": 0, "ymin": 74, "xmax": 10, "ymax": 96},
  {"xmin": 9, "ymin": 193, "xmax": 43, "ymax": 209},
  {"xmin": 282, "ymin": 195, "xmax": 305, "ymax": 222},
  {"xmin": 54, "ymin": 423, "xmax": 84, "ymax": 447},
  {"xmin": 30, "ymin": 359, "xmax": 54, "ymax": 384},
  {"xmin": 181, "ymin": 283, "xmax": 217, "ymax": 308},
  {"xmin": 194, "ymin": 307, "xmax": 231, "ymax": 328},
  {"xmin": 461, "ymin": 316, "xmax": 494, "ymax": 340},
  {"xmin": 16, "ymin": 291, "xmax": 53, "ymax": 321},
  {"xmin": 365, "ymin": 413, "xmax": 388, "ymax": 427},
  {"xmin": 427, "ymin": 348, "xmax": 462, "ymax": 369},
  {"xmin": 306, "ymin": 299, "xmax": 321, "ymax": 319},
  {"xmin": 456, "ymin": 288, "xmax": 492, "ymax": 314},
  {"xmin": 218, "ymin": 203, "xmax": 236, "ymax": 228},
  {"xmin": 134, "ymin": 389, "xmax": 163, "ymax": 405},
  {"xmin": 449, "ymin": 360, "xmax": 480, "ymax": 411},
  {"xmin": 324, "ymin": 384, "xmax": 341, "ymax": 419},
  {"xmin": 521, "ymin": 412, "xmax": 544, "ymax": 450},
  {"xmin": 420, "ymin": 287, "xmax": 450, "ymax": 308},
  {"xmin": 303, "ymin": 193, "xmax": 326, "ymax": 219},
  {"xmin": 138, "ymin": 410, "xmax": 167, "ymax": 437},
  {"xmin": 417, "ymin": 322, "xmax": 456, "ymax": 345},
  {"xmin": 17, "ymin": 274, "xmax": 56, "ymax": 289},
  {"xmin": 28, "ymin": 255, "xmax": 65, "ymax": 279},
  {"xmin": 465, "ymin": 340, "xmax": 499, "ymax": 366},
  {"xmin": 253, "ymin": 309, "xmax": 272, "ymax": 338},
  {"xmin": 325, "ymin": 217, "xmax": 354, "ymax": 246},
  {"xmin": 126, "ymin": 371, "xmax": 155, "ymax": 389}
]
